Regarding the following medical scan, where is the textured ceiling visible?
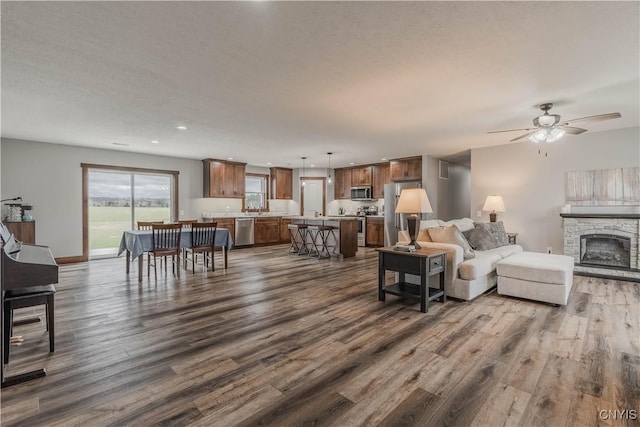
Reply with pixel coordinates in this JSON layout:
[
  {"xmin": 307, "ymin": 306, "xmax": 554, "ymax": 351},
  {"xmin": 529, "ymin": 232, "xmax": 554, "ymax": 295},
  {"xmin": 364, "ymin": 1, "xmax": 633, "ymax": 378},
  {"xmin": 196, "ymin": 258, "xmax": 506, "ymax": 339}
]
[{"xmin": 1, "ymin": 1, "xmax": 638, "ymax": 169}]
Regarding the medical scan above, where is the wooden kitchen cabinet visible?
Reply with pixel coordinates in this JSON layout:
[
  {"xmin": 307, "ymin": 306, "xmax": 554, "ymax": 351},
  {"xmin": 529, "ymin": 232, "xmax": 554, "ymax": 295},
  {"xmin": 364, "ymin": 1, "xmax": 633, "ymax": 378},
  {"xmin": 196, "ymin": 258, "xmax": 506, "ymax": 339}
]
[
  {"xmin": 270, "ymin": 167, "xmax": 293, "ymax": 199},
  {"xmin": 334, "ymin": 168, "xmax": 352, "ymax": 199},
  {"xmin": 366, "ymin": 217, "xmax": 384, "ymax": 247},
  {"xmin": 4, "ymin": 221, "xmax": 35, "ymax": 244},
  {"xmin": 204, "ymin": 218, "xmax": 235, "ymax": 244},
  {"xmin": 280, "ymin": 218, "xmax": 291, "ymax": 243},
  {"xmin": 390, "ymin": 156, "xmax": 422, "ymax": 181},
  {"xmin": 351, "ymin": 166, "xmax": 372, "ymax": 186},
  {"xmin": 254, "ymin": 217, "xmax": 280, "ymax": 245},
  {"xmin": 203, "ymin": 159, "xmax": 246, "ymax": 198},
  {"xmin": 372, "ymin": 163, "xmax": 390, "ymax": 199}
]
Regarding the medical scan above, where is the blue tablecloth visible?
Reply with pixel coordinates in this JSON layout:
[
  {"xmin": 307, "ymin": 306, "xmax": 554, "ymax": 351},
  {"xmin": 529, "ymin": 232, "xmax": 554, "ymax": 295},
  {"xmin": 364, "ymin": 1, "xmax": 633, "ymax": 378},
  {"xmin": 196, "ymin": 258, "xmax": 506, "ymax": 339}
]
[{"xmin": 118, "ymin": 228, "xmax": 233, "ymax": 260}]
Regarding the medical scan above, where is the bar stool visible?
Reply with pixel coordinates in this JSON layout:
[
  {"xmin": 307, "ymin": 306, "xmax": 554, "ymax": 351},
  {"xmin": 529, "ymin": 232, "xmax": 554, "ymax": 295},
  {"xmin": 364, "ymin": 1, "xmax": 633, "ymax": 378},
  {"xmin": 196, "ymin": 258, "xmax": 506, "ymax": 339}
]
[
  {"xmin": 3, "ymin": 284, "xmax": 56, "ymax": 364},
  {"xmin": 288, "ymin": 224, "xmax": 309, "ymax": 255},
  {"xmin": 307, "ymin": 225, "xmax": 336, "ymax": 259}
]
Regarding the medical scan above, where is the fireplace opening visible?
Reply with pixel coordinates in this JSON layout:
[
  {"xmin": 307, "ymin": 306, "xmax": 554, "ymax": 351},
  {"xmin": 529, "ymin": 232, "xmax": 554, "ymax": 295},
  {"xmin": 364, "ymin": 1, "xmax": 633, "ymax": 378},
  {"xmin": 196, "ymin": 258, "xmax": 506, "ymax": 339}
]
[{"xmin": 580, "ymin": 234, "xmax": 631, "ymax": 269}]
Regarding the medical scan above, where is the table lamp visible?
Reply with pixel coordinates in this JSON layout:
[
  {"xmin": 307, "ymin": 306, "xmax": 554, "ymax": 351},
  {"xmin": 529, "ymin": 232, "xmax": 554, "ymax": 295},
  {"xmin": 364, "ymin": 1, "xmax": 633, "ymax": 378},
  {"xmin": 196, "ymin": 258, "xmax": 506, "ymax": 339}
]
[
  {"xmin": 395, "ymin": 188, "xmax": 433, "ymax": 248},
  {"xmin": 482, "ymin": 195, "xmax": 505, "ymax": 222}
]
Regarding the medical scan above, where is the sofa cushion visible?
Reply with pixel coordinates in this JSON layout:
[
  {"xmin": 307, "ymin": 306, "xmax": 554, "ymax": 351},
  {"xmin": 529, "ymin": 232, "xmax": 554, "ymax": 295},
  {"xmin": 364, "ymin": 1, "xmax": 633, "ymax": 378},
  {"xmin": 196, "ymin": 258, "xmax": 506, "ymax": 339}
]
[
  {"xmin": 482, "ymin": 244, "xmax": 523, "ymax": 259},
  {"xmin": 464, "ymin": 221, "xmax": 509, "ymax": 251},
  {"xmin": 428, "ymin": 225, "xmax": 475, "ymax": 259},
  {"xmin": 458, "ymin": 251, "xmax": 502, "ymax": 280}
]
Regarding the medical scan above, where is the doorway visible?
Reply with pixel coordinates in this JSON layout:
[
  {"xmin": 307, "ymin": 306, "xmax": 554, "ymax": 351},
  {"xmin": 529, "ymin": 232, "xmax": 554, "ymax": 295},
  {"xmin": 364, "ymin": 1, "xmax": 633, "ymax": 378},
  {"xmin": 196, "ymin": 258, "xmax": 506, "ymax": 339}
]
[
  {"xmin": 300, "ymin": 177, "xmax": 326, "ymax": 216},
  {"xmin": 81, "ymin": 164, "xmax": 179, "ymax": 260}
]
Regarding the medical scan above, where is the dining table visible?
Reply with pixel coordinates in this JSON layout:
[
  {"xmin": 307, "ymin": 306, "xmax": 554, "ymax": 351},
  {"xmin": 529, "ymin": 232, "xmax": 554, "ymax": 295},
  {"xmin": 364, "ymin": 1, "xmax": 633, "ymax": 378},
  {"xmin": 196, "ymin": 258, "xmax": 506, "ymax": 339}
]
[{"xmin": 117, "ymin": 228, "xmax": 233, "ymax": 282}]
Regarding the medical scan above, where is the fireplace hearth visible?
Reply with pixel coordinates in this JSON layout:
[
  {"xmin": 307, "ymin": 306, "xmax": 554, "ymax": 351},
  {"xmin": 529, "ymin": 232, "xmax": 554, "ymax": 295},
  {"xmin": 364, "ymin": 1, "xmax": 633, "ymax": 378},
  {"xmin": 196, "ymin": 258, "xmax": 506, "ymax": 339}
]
[{"xmin": 580, "ymin": 234, "xmax": 630, "ymax": 269}]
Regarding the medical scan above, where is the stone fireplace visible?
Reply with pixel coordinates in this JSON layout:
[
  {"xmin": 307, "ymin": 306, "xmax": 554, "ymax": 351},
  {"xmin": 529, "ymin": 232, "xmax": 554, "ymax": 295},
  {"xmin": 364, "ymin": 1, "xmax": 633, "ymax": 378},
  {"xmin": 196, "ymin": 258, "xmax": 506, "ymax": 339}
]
[{"xmin": 561, "ymin": 213, "xmax": 640, "ymax": 281}]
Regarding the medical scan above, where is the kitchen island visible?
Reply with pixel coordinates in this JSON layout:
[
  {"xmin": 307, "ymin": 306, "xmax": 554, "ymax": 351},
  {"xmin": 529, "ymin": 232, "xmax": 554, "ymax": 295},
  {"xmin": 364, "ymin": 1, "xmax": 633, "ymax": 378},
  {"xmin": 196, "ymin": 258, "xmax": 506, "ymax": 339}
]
[{"xmin": 288, "ymin": 216, "xmax": 358, "ymax": 258}]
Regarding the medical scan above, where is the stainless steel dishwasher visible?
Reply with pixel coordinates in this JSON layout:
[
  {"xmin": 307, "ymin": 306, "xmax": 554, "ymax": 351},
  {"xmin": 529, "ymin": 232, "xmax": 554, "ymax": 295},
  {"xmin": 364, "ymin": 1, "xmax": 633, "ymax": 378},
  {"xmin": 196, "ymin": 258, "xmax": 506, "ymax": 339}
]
[{"xmin": 234, "ymin": 217, "xmax": 255, "ymax": 247}]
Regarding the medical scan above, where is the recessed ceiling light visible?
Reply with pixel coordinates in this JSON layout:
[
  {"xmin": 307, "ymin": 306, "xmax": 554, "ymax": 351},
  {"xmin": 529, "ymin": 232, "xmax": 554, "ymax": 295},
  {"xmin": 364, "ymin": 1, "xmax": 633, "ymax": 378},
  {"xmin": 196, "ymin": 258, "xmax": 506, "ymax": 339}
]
[
  {"xmin": 151, "ymin": 140, "xmax": 159, "ymax": 144},
  {"xmin": 176, "ymin": 126, "xmax": 187, "ymax": 130},
  {"xmin": 381, "ymin": 158, "xmax": 388, "ymax": 161},
  {"xmin": 267, "ymin": 162, "xmax": 272, "ymax": 165},
  {"xmin": 349, "ymin": 162, "xmax": 355, "ymax": 165},
  {"xmin": 227, "ymin": 157, "xmax": 234, "ymax": 160},
  {"xmin": 310, "ymin": 164, "xmax": 315, "ymax": 167}
]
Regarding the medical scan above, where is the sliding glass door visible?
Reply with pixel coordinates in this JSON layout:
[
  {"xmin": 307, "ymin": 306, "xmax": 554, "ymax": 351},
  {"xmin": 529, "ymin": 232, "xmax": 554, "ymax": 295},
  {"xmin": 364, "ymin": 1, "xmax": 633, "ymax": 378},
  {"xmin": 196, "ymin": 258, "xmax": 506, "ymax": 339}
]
[{"xmin": 88, "ymin": 170, "xmax": 173, "ymax": 258}]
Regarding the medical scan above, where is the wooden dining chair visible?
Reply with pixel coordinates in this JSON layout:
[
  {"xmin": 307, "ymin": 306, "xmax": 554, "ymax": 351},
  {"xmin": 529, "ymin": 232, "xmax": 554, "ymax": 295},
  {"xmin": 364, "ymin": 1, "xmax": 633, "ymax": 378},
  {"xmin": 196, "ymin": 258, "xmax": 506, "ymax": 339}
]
[
  {"xmin": 137, "ymin": 221, "xmax": 164, "ymax": 230},
  {"xmin": 184, "ymin": 222, "xmax": 217, "ymax": 273},
  {"xmin": 178, "ymin": 220, "xmax": 198, "ymax": 229},
  {"xmin": 148, "ymin": 223, "xmax": 182, "ymax": 279}
]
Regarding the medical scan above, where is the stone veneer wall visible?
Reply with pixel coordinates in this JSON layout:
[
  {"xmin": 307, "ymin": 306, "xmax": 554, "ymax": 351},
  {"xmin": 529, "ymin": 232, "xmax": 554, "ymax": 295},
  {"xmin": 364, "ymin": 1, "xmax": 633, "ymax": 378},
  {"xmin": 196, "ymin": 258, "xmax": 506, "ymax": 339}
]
[{"xmin": 562, "ymin": 216, "xmax": 640, "ymax": 281}]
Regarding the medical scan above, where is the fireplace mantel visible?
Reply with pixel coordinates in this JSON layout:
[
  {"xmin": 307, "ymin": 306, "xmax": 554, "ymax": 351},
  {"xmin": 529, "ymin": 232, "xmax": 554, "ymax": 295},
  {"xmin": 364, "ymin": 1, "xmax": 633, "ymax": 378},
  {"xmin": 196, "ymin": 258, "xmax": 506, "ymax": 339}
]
[{"xmin": 560, "ymin": 213, "xmax": 640, "ymax": 219}]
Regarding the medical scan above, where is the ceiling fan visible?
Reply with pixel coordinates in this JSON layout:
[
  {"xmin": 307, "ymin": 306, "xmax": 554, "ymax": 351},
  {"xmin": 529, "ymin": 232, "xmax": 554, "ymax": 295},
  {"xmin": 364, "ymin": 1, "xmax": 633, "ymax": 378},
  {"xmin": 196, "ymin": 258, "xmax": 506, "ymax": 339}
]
[{"xmin": 488, "ymin": 103, "xmax": 622, "ymax": 143}]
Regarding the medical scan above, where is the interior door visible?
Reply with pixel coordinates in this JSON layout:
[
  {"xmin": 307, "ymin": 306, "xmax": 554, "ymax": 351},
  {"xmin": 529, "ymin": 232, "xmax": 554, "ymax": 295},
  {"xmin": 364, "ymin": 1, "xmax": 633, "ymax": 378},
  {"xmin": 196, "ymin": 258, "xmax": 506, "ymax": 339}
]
[{"xmin": 301, "ymin": 179, "xmax": 325, "ymax": 217}]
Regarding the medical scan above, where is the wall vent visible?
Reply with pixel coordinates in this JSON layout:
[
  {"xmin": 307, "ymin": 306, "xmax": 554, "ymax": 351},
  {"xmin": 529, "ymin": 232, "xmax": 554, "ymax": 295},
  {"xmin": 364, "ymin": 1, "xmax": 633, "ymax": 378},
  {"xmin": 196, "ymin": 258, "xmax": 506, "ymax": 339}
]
[{"xmin": 439, "ymin": 161, "xmax": 449, "ymax": 180}]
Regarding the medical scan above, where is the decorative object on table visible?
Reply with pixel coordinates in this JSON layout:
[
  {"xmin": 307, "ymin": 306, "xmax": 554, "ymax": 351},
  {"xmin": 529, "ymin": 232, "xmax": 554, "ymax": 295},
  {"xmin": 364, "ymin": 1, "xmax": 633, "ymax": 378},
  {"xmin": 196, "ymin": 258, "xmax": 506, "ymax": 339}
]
[
  {"xmin": 21, "ymin": 204, "xmax": 33, "ymax": 221},
  {"xmin": 482, "ymin": 195, "xmax": 505, "ymax": 222},
  {"xmin": 1, "ymin": 197, "xmax": 23, "ymax": 221},
  {"xmin": 395, "ymin": 188, "xmax": 433, "ymax": 249},
  {"xmin": 338, "ymin": 207, "xmax": 345, "ymax": 215}
]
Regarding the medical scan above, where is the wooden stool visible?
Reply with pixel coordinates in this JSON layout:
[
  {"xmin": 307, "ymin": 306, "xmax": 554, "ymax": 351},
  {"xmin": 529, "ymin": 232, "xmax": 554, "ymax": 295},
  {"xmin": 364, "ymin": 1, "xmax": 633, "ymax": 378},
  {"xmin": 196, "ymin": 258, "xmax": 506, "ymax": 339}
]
[
  {"xmin": 288, "ymin": 224, "xmax": 309, "ymax": 255},
  {"xmin": 307, "ymin": 225, "xmax": 336, "ymax": 259},
  {"xmin": 3, "ymin": 284, "xmax": 56, "ymax": 364}
]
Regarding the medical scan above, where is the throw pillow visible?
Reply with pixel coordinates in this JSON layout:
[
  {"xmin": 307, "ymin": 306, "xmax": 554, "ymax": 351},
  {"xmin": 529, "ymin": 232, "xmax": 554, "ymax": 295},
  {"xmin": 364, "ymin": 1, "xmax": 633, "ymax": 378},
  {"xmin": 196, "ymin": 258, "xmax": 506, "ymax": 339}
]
[
  {"xmin": 439, "ymin": 217, "xmax": 475, "ymax": 232},
  {"xmin": 417, "ymin": 228, "xmax": 433, "ymax": 242},
  {"xmin": 463, "ymin": 221, "xmax": 509, "ymax": 251},
  {"xmin": 428, "ymin": 225, "xmax": 475, "ymax": 259}
]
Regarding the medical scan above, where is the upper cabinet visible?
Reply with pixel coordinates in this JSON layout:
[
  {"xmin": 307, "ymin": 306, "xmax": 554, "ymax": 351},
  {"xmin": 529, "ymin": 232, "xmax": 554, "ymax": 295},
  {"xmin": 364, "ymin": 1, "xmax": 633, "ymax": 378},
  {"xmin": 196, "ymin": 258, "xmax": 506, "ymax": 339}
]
[
  {"xmin": 390, "ymin": 156, "xmax": 422, "ymax": 181},
  {"xmin": 203, "ymin": 159, "xmax": 247, "ymax": 198},
  {"xmin": 334, "ymin": 168, "xmax": 351, "ymax": 199},
  {"xmin": 372, "ymin": 163, "xmax": 390, "ymax": 198},
  {"xmin": 270, "ymin": 167, "xmax": 293, "ymax": 199},
  {"xmin": 351, "ymin": 166, "xmax": 372, "ymax": 186}
]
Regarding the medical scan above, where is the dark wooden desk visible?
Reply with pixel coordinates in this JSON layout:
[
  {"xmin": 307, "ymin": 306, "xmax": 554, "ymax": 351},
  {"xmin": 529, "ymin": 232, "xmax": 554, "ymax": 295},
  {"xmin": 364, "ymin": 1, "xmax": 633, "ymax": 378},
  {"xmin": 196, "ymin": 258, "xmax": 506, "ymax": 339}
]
[{"xmin": 377, "ymin": 246, "xmax": 446, "ymax": 313}]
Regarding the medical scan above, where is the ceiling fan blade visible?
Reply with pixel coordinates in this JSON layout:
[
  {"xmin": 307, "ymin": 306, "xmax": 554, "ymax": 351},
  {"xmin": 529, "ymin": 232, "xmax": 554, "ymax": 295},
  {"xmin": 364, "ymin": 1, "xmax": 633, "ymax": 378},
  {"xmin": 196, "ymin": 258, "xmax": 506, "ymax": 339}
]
[
  {"xmin": 509, "ymin": 132, "xmax": 532, "ymax": 143},
  {"xmin": 488, "ymin": 127, "xmax": 534, "ymax": 134},
  {"xmin": 563, "ymin": 126, "xmax": 588, "ymax": 135},
  {"xmin": 560, "ymin": 112, "xmax": 621, "ymax": 126}
]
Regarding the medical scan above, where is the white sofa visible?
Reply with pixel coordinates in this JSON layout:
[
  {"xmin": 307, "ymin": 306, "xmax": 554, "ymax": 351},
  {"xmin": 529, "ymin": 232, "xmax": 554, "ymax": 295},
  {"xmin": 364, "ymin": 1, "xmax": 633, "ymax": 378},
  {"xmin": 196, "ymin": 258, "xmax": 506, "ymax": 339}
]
[{"xmin": 399, "ymin": 218, "xmax": 523, "ymax": 301}]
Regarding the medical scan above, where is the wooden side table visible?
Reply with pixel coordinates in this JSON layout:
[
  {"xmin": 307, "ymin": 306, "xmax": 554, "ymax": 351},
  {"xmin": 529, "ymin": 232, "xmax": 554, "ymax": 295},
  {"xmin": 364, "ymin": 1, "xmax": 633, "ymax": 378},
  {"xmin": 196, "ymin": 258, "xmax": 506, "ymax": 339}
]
[{"xmin": 376, "ymin": 246, "xmax": 447, "ymax": 313}]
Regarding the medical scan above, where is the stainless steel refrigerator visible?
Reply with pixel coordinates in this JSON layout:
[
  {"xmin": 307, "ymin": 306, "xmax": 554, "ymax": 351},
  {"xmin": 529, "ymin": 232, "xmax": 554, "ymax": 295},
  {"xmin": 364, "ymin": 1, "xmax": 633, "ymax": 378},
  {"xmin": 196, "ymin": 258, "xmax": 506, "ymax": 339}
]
[{"xmin": 383, "ymin": 181, "xmax": 422, "ymax": 246}]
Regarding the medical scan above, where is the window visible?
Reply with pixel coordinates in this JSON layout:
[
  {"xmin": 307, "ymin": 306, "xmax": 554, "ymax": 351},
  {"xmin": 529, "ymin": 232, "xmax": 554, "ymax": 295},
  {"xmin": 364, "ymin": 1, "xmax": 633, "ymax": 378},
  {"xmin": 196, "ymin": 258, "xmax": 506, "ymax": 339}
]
[{"xmin": 245, "ymin": 174, "xmax": 268, "ymax": 210}]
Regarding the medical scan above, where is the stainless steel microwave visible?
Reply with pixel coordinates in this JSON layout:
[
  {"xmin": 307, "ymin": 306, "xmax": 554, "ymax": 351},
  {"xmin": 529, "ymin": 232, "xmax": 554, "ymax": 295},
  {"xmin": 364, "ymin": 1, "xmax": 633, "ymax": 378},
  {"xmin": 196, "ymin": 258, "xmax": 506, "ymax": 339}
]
[{"xmin": 351, "ymin": 186, "xmax": 373, "ymax": 200}]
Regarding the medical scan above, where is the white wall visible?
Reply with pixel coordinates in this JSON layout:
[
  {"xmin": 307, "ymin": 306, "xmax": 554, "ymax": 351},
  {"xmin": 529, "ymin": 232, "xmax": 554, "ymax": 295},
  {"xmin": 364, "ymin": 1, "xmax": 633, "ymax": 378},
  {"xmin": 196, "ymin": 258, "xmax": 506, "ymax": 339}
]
[
  {"xmin": 470, "ymin": 127, "xmax": 640, "ymax": 253},
  {"xmin": 1, "ymin": 138, "xmax": 203, "ymax": 257}
]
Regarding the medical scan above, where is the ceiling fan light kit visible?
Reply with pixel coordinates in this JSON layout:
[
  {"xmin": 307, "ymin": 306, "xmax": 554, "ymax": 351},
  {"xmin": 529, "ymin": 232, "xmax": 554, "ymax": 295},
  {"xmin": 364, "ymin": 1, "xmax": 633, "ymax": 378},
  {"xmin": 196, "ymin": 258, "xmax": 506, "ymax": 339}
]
[{"xmin": 489, "ymin": 102, "xmax": 621, "ymax": 144}]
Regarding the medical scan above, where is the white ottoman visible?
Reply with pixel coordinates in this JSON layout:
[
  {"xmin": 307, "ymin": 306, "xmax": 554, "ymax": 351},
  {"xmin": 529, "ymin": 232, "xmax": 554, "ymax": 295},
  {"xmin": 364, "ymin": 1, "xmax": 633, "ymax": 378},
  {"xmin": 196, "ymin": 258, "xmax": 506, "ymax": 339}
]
[{"xmin": 496, "ymin": 252, "xmax": 574, "ymax": 305}]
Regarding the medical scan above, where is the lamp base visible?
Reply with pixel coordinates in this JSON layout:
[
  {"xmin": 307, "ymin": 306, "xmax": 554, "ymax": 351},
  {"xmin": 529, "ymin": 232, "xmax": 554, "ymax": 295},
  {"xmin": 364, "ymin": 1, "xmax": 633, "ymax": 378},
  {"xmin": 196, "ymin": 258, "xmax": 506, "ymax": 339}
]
[
  {"xmin": 406, "ymin": 215, "xmax": 422, "ymax": 249},
  {"xmin": 489, "ymin": 212, "xmax": 497, "ymax": 222}
]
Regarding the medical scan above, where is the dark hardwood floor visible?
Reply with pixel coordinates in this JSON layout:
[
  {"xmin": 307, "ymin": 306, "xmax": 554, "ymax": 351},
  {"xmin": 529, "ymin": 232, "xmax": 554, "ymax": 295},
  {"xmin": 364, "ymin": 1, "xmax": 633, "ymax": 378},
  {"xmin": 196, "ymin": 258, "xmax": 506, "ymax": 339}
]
[{"xmin": 1, "ymin": 245, "xmax": 639, "ymax": 426}]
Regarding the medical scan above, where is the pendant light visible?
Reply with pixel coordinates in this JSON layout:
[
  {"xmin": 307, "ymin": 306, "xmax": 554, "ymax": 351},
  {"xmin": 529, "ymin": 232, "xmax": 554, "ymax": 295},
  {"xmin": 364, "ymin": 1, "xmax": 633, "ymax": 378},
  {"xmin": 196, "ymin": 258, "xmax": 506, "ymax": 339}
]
[
  {"xmin": 327, "ymin": 152, "xmax": 333, "ymax": 184},
  {"xmin": 301, "ymin": 156, "xmax": 306, "ymax": 187}
]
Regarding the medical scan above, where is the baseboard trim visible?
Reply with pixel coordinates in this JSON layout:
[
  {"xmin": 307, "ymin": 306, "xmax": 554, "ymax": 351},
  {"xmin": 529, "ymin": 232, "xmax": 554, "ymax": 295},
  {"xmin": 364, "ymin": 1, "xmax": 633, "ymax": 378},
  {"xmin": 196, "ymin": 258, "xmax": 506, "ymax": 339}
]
[{"xmin": 55, "ymin": 256, "xmax": 86, "ymax": 264}]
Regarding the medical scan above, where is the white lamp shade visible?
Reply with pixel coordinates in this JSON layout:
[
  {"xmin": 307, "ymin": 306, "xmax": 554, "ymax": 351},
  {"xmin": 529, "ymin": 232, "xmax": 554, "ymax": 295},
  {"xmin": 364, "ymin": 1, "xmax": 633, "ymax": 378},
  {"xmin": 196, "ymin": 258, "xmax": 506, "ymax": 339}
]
[
  {"xmin": 482, "ymin": 195, "xmax": 505, "ymax": 212},
  {"xmin": 396, "ymin": 188, "xmax": 433, "ymax": 214}
]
